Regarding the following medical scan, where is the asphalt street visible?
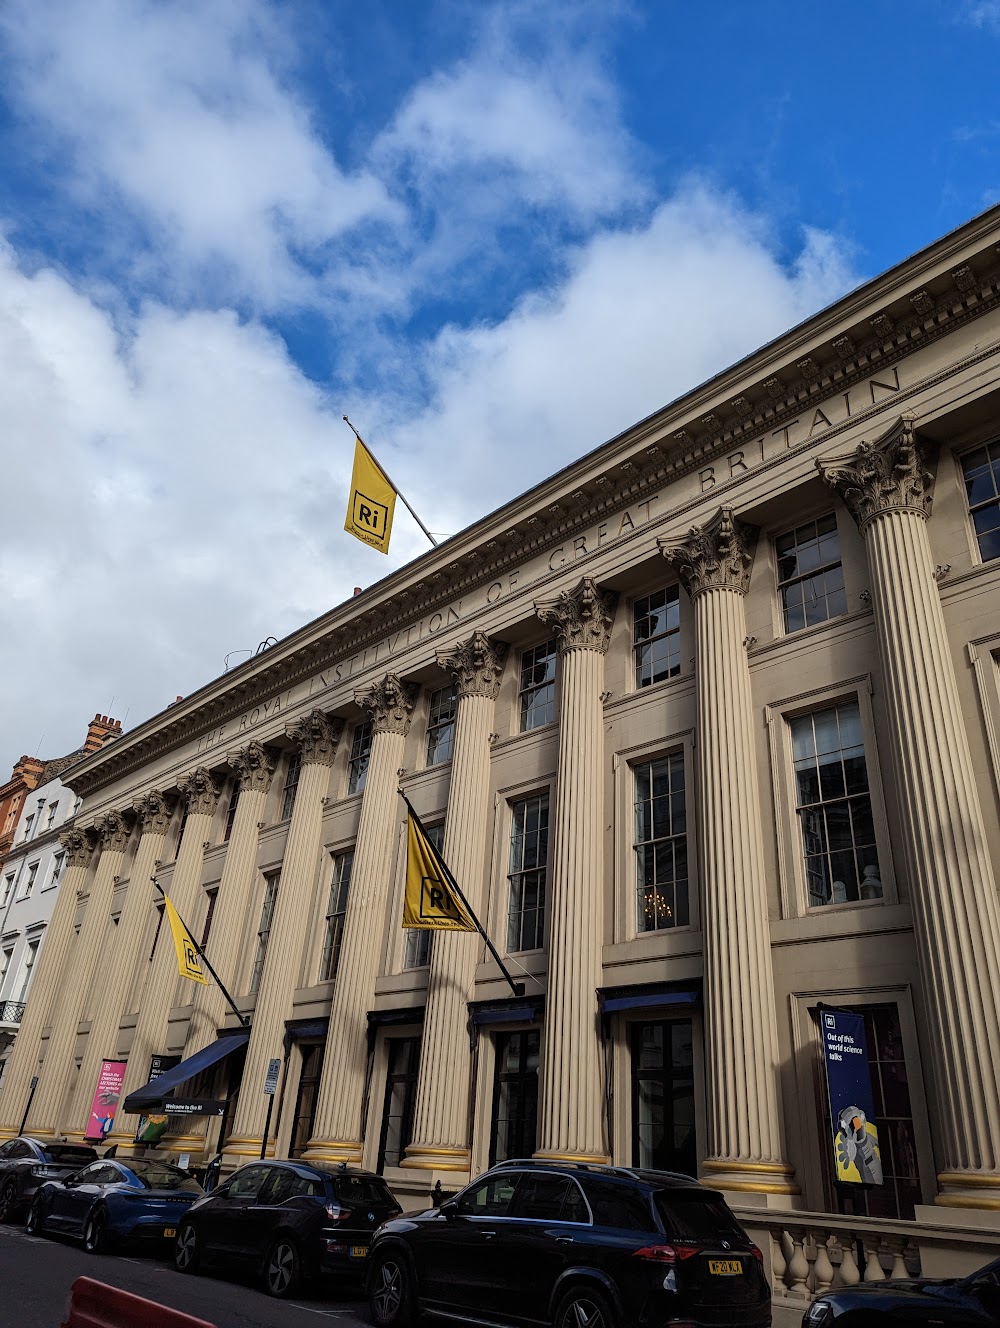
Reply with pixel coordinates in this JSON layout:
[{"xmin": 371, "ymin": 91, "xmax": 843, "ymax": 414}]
[{"xmin": 0, "ymin": 1222, "xmax": 370, "ymax": 1327}]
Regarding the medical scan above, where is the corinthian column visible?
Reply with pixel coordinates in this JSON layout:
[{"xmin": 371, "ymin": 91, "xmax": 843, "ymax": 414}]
[
  {"xmin": 820, "ymin": 416, "xmax": 1000, "ymax": 1211},
  {"xmin": 113, "ymin": 768, "xmax": 222, "ymax": 1146},
  {"xmin": 186, "ymin": 741, "xmax": 276, "ymax": 1053},
  {"xmin": 403, "ymin": 632, "xmax": 508, "ymax": 1177},
  {"xmin": 0, "ymin": 828, "xmax": 97, "ymax": 1138},
  {"xmin": 661, "ymin": 509, "xmax": 798, "ymax": 1199},
  {"xmin": 72, "ymin": 792, "xmax": 174, "ymax": 1141},
  {"xmin": 532, "ymin": 576, "xmax": 617, "ymax": 1163},
  {"xmin": 225, "ymin": 712, "xmax": 341, "ymax": 1163},
  {"xmin": 28, "ymin": 810, "xmax": 133, "ymax": 1139},
  {"xmin": 304, "ymin": 675, "xmax": 417, "ymax": 1163}
]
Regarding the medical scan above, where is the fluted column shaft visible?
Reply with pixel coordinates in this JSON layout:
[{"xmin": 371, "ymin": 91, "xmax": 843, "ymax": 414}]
[
  {"xmin": 534, "ymin": 577, "xmax": 617, "ymax": 1162},
  {"xmin": 305, "ymin": 675, "xmax": 416, "ymax": 1162},
  {"xmin": 225, "ymin": 714, "xmax": 340, "ymax": 1162},
  {"xmin": 109, "ymin": 770, "xmax": 220, "ymax": 1148},
  {"xmin": 29, "ymin": 814, "xmax": 131, "ymax": 1137},
  {"xmin": 68, "ymin": 798, "xmax": 172, "ymax": 1138},
  {"xmin": 663, "ymin": 508, "xmax": 797, "ymax": 1198},
  {"xmin": 404, "ymin": 632, "xmax": 507, "ymax": 1174},
  {"xmin": 0, "ymin": 830, "xmax": 96, "ymax": 1138},
  {"xmin": 821, "ymin": 417, "xmax": 1000, "ymax": 1209}
]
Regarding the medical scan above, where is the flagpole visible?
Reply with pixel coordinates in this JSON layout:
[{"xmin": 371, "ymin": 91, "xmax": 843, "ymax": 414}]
[
  {"xmin": 343, "ymin": 416, "xmax": 439, "ymax": 548},
  {"xmin": 399, "ymin": 792, "xmax": 525, "ymax": 998},
  {"xmin": 150, "ymin": 878, "xmax": 249, "ymax": 1028}
]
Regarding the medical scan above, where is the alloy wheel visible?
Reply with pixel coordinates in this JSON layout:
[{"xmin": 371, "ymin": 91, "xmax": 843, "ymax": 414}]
[
  {"xmin": 370, "ymin": 1256, "xmax": 411, "ymax": 1325},
  {"xmin": 0, "ymin": 1180, "xmax": 16, "ymax": 1222},
  {"xmin": 265, "ymin": 1238, "xmax": 298, "ymax": 1297},
  {"xmin": 25, "ymin": 1199, "xmax": 43, "ymax": 1235},
  {"xmin": 175, "ymin": 1224, "xmax": 199, "ymax": 1273},
  {"xmin": 83, "ymin": 1210, "xmax": 106, "ymax": 1254},
  {"xmin": 557, "ymin": 1292, "xmax": 613, "ymax": 1328}
]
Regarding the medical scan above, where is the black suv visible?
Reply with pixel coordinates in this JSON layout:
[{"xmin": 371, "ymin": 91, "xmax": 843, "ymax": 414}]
[
  {"xmin": 0, "ymin": 1136, "xmax": 98, "ymax": 1222},
  {"xmin": 174, "ymin": 1158, "xmax": 401, "ymax": 1298},
  {"xmin": 367, "ymin": 1159, "xmax": 770, "ymax": 1328}
]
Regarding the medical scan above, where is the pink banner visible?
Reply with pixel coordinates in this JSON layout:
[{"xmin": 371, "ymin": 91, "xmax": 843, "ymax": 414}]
[{"xmin": 85, "ymin": 1059, "xmax": 128, "ymax": 1142}]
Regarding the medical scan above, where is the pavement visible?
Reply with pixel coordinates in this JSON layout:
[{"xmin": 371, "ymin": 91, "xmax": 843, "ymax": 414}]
[{"xmin": 0, "ymin": 1221, "xmax": 370, "ymax": 1327}]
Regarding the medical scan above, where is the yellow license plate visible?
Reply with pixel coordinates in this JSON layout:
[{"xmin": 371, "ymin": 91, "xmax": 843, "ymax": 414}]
[
  {"xmin": 708, "ymin": 1259, "xmax": 743, "ymax": 1275},
  {"xmin": 350, "ymin": 1245, "xmax": 368, "ymax": 1258},
  {"xmin": 164, "ymin": 1228, "xmax": 177, "ymax": 1238}
]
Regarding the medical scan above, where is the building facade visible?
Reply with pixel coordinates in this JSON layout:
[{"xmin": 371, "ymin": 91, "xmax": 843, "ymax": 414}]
[{"xmin": 3, "ymin": 209, "xmax": 1000, "ymax": 1286}]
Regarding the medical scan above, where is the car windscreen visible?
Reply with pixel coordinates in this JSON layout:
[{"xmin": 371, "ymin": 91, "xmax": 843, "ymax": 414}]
[
  {"xmin": 652, "ymin": 1190, "xmax": 749, "ymax": 1244},
  {"xmin": 41, "ymin": 1146, "xmax": 98, "ymax": 1166},
  {"xmin": 333, "ymin": 1175, "xmax": 394, "ymax": 1206},
  {"xmin": 128, "ymin": 1163, "xmax": 202, "ymax": 1193}
]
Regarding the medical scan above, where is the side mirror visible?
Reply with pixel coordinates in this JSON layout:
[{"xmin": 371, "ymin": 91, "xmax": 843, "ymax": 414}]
[
  {"xmin": 439, "ymin": 1198, "xmax": 458, "ymax": 1219},
  {"xmin": 63, "ymin": 1177, "xmax": 76, "ymax": 1187}
]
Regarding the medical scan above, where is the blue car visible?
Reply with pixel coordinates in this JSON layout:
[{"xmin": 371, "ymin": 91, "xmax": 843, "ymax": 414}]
[{"xmin": 27, "ymin": 1157, "xmax": 203, "ymax": 1253}]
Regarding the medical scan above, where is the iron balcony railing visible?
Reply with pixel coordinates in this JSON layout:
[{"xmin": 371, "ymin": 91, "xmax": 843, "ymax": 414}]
[{"xmin": 0, "ymin": 1002, "xmax": 25, "ymax": 1025}]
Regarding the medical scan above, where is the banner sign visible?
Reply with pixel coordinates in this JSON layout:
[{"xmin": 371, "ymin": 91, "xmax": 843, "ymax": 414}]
[
  {"xmin": 820, "ymin": 1008, "xmax": 883, "ymax": 1186},
  {"xmin": 162, "ymin": 1098, "xmax": 226, "ymax": 1117},
  {"xmin": 85, "ymin": 1059, "xmax": 128, "ymax": 1142},
  {"xmin": 135, "ymin": 1054, "xmax": 181, "ymax": 1145}
]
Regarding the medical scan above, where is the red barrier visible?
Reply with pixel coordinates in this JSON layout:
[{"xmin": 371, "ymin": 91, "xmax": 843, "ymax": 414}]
[{"xmin": 61, "ymin": 1276, "xmax": 218, "ymax": 1328}]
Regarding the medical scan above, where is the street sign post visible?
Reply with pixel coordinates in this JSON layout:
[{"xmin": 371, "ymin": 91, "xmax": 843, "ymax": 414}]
[{"xmin": 260, "ymin": 1057, "xmax": 283, "ymax": 1160}]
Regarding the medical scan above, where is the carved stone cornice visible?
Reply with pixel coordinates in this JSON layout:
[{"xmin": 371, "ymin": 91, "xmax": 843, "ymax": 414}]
[
  {"xmin": 436, "ymin": 631, "xmax": 509, "ymax": 699},
  {"xmin": 228, "ymin": 740, "xmax": 278, "ymax": 793},
  {"xmin": 285, "ymin": 709, "xmax": 343, "ymax": 767},
  {"xmin": 133, "ymin": 789, "xmax": 176, "ymax": 837},
  {"xmin": 659, "ymin": 506, "xmax": 758, "ymax": 598},
  {"xmin": 356, "ymin": 674, "xmax": 418, "ymax": 735},
  {"xmin": 59, "ymin": 826, "xmax": 97, "ymax": 869},
  {"xmin": 177, "ymin": 767, "xmax": 223, "ymax": 817},
  {"xmin": 534, "ymin": 576, "xmax": 618, "ymax": 655},
  {"xmin": 817, "ymin": 414, "xmax": 935, "ymax": 531},
  {"xmin": 94, "ymin": 809, "xmax": 134, "ymax": 854}
]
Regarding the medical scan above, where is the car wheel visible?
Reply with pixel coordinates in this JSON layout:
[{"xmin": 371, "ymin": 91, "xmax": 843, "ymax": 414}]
[
  {"xmin": 83, "ymin": 1206, "xmax": 112, "ymax": 1254},
  {"xmin": 263, "ymin": 1235, "xmax": 301, "ymax": 1299},
  {"xmin": 554, "ymin": 1284, "xmax": 618, "ymax": 1328},
  {"xmin": 174, "ymin": 1222, "xmax": 201, "ymax": 1275},
  {"xmin": 0, "ymin": 1178, "xmax": 18, "ymax": 1222},
  {"xmin": 25, "ymin": 1197, "xmax": 45, "ymax": 1236},
  {"xmin": 368, "ymin": 1250, "xmax": 415, "ymax": 1327}
]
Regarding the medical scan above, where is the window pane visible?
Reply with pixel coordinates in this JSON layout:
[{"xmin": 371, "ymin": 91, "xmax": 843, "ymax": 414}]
[
  {"xmin": 776, "ymin": 516, "xmax": 845, "ymax": 633},
  {"xmin": 634, "ymin": 753, "xmax": 688, "ymax": 933}
]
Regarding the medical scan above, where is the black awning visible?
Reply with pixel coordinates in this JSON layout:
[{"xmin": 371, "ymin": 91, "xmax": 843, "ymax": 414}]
[
  {"xmin": 122, "ymin": 1031, "xmax": 250, "ymax": 1113},
  {"xmin": 367, "ymin": 1007, "xmax": 425, "ymax": 1028},
  {"xmin": 285, "ymin": 1018, "xmax": 329, "ymax": 1042},
  {"xmin": 597, "ymin": 980, "xmax": 702, "ymax": 1015},
  {"xmin": 469, "ymin": 997, "xmax": 541, "ymax": 1026}
]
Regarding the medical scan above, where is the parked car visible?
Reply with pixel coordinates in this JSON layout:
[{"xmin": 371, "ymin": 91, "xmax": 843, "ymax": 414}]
[
  {"xmin": 366, "ymin": 1158, "xmax": 770, "ymax": 1328},
  {"xmin": 174, "ymin": 1159, "xmax": 402, "ymax": 1299},
  {"xmin": 802, "ymin": 1256, "xmax": 1000, "ymax": 1325},
  {"xmin": 26, "ymin": 1157, "xmax": 203, "ymax": 1252},
  {"xmin": 0, "ymin": 1136, "xmax": 98, "ymax": 1222}
]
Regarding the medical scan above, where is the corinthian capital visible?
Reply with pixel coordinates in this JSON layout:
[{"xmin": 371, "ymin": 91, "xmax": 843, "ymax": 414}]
[
  {"xmin": 177, "ymin": 766, "xmax": 223, "ymax": 817},
  {"xmin": 356, "ymin": 674, "xmax": 418, "ymax": 735},
  {"xmin": 534, "ymin": 576, "xmax": 618, "ymax": 655},
  {"xmin": 228, "ymin": 740, "xmax": 278, "ymax": 793},
  {"xmin": 133, "ymin": 789, "xmax": 176, "ymax": 837},
  {"xmin": 59, "ymin": 826, "xmax": 97, "ymax": 869},
  {"xmin": 285, "ymin": 709, "xmax": 343, "ymax": 767},
  {"xmin": 436, "ymin": 631, "xmax": 509, "ymax": 699},
  {"xmin": 95, "ymin": 808, "xmax": 134, "ymax": 854},
  {"xmin": 817, "ymin": 414, "xmax": 935, "ymax": 531},
  {"xmin": 659, "ymin": 506, "xmax": 758, "ymax": 598}
]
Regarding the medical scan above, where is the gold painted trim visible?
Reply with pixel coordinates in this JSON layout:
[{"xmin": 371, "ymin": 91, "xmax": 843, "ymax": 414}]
[
  {"xmin": 936, "ymin": 1195, "xmax": 1000, "ymax": 1211},
  {"xmin": 532, "ymin": 1151, "xmax": 610, "ymax": 1165},
  {"xmin": 710, "ymin": 1180, "xmax": 801, "ymax": 1194},
  {"xmin": 701, "ymin": 1160, "xmax": 796, "ymax": 1176},
  {"xmin": 937, "ymin": 1171, "xmax": 1000, "ymax": 1189},
  {"xmin": 399, "ymin": 1160, "xmax": 469, "ymax": 1172},
  {"xmin": 403, "ymin": 1146, "xmax": 470, "ymax": 1159}
]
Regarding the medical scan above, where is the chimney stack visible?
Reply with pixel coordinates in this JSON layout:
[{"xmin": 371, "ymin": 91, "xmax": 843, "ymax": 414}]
[{"xmin": 84, "ymin": 713, "xmax": 122, "ymax": 753}]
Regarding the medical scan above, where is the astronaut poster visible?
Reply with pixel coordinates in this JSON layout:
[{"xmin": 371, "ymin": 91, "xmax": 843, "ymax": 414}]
[{"xmin": 820, "ymin": 1008, "xmax": 883, "ymax": 1186}]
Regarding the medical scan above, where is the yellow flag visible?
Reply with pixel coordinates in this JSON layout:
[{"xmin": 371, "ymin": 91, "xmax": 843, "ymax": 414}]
[
  {"xmin": 403, "ymin": 811, "xmax": 477, "ymax": 931},
  {"xmin": 165, "ymin": 898, "xmax": 209, "ymax": 984},
  {"xmin": 344, "ymin": 438, "xmax": 396, "ymax": 554}
]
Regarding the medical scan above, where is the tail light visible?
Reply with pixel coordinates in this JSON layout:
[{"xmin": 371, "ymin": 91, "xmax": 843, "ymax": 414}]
[
  {"xmin": 751, "ymin": 1244, "xmax": 764, "ymax": 1266},
  {"xmin": 30, "ymin": 1165, "xmax": 60, "ymax": 1179},
  {"xmin": 325, "ymin": 1203, "xmax": 351, "ymax": 1222},
  {"xmin": 632, "ymin": 1243, "xmax": 700, "ymax": 1263}
]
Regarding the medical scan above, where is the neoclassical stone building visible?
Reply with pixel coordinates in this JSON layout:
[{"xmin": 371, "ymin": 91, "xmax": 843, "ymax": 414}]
[{"xmin": 4, "ymin": 205, "xmax": 1000, "ymax": 1285}]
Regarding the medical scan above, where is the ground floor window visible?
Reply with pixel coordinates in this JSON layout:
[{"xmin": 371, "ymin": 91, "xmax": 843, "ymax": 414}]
[
  {"xmin": 631, "ymin": 1019, "xmax": 696, "ymax": 1176},
  {"xmin": 489, "ymin": 1028, "xmax": 540, "ymax": 1166},
  {"xmin": 821, "ymin": 1003, "xmax": 921, "ymax": 1220},
  {"xmin": 377, "ymin": 1037, "xmax": 421, "ymax": 1172},
  {"xmin": 290, "ymin": 1042, "xmax": 325, "ymax": 1158}
]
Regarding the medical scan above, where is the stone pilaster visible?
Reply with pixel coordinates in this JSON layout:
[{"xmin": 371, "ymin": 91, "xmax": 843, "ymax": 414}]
[
  {"xmin": 403, "ymin": 633, "xmax": 508, "ymax": 1176},
  {"xmin": 820, "ymin": 415, "xmax": 1000, "ymax": 1211},
  {"xmin": 69, "ymin": 793, "xmax": 175, "ymax": 1139},
  {"xmin": 224, "ymin": 713, "xmax": 341, "ymax": 1163},
  {"xmin": 304, "ymin": 676, "xmax": 417, "ymax": 1163},
  {"xmin": 532, "ymin": 577, "xmax": 617, "ymax": 1162},
  {"xmin": 186, "ymin": 742, "xmax": 276, "ymax": 1051},
  {"xmin": 28, "ymin": 811, "xmax": 133, "ymax": 1139},
  {"xmin": 0, "ymin": 828, "xmax": 97, "ymax": 1138},
  {"xmin": 661, "ymin": 508, "xmax": 798, "ymax": 1199},
  {"xmin": 111, "ymin": 768, "xmax": 221, "ymax": 1150}
]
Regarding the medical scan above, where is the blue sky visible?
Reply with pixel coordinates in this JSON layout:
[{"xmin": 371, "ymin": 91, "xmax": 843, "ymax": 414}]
[{"xmin": 1, "ymin": 0, "xmax": 998, "ymax": 775}]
